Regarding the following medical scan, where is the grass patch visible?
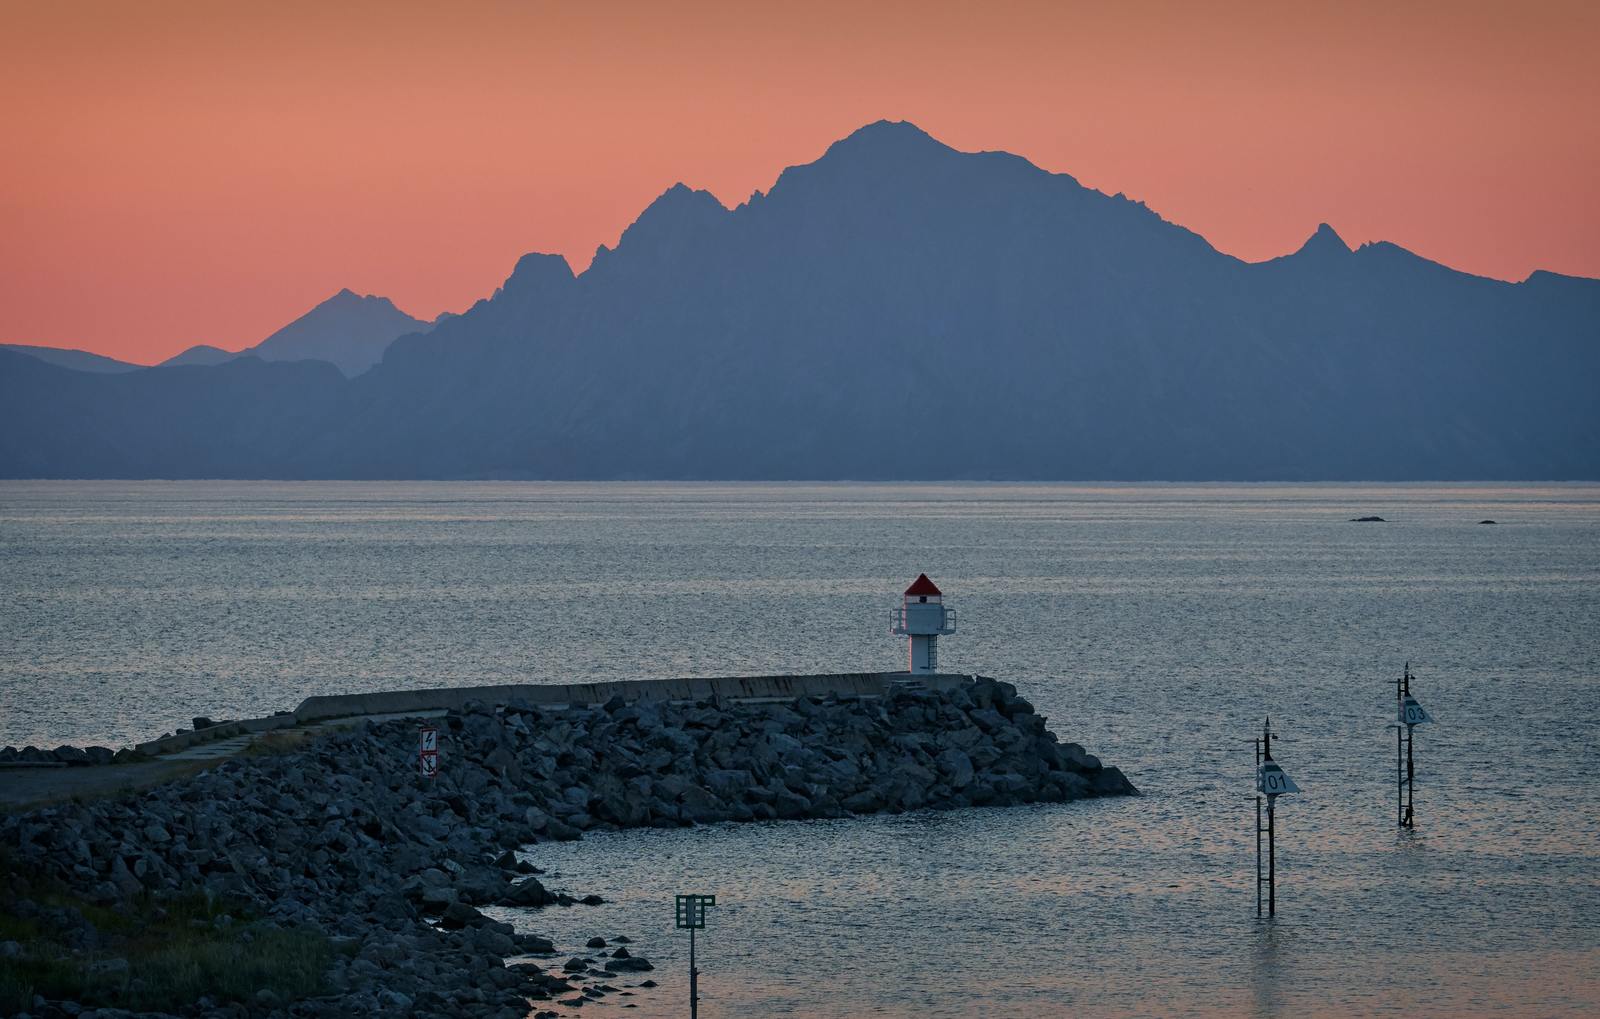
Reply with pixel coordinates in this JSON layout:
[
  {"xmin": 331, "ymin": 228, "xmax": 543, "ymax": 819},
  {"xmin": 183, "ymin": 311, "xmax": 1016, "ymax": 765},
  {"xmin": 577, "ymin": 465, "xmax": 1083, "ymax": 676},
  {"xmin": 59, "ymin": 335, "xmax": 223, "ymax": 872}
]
[
  {"xmin": 0, "ymin": 758, "xmax": 214, "ymax": 814},
  {"xmin": 0, "ymin": 859, "xmax": 333, "ymax": 1013},
  {"xmin": 241, "ymin": 728, "xmax": 315, "ymax": 757}
]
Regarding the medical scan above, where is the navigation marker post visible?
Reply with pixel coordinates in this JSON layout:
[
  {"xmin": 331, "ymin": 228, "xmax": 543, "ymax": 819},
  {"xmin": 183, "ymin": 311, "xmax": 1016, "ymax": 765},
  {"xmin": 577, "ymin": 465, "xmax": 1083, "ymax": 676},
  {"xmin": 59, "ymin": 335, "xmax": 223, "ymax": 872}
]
[
  {"xmin": 1391, "ymin": 663, "xmax": 1433, "ymax": 828},
  {"xmin": 1254, "ymin": 718, "xmax": 1299, "ymax": 918},
  {"xmin": 675, "ymin": 894, "xmax": 716, "ymax": 1019},
  {"xmin": 418, "ymin": 726, "xmax": 439, "ymax": 781}
]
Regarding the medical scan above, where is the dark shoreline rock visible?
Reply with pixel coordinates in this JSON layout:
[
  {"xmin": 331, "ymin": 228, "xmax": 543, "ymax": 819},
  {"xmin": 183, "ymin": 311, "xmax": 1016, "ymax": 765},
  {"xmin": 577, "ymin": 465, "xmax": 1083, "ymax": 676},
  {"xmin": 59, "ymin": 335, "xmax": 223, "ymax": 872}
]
[
  {"xmin": 1, "ymin": 678, "xmax": 1133, "ymax": 1017},
  {"xmin": 0, "ymin": 743, "xmax": 119, "ymax": 767}
]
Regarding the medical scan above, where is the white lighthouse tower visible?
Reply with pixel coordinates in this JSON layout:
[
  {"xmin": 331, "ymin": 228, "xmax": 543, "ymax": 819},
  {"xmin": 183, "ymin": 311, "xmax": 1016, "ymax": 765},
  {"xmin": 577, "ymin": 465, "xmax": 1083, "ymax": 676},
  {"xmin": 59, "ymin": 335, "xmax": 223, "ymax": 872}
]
[{"xmin": 892, "ymin": 573, "xmax": 957, "ymax": 674}]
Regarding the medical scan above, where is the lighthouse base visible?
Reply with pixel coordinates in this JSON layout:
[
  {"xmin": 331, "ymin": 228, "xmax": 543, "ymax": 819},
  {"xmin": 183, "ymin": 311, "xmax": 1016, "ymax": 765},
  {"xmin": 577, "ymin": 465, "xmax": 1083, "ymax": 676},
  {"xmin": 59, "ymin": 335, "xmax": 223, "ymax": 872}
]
[{"xmin": 909, "ymin": 635, "xmax": 938, "ymax": 674}]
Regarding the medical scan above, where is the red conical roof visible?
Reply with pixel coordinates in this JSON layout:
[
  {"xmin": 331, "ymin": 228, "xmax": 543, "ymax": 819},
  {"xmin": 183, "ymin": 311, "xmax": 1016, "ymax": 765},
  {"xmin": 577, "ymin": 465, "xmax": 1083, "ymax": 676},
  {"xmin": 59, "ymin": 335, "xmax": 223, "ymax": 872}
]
[{"xmin": 904, "ymin": 573, "xmax": 942, "ymax": 597}]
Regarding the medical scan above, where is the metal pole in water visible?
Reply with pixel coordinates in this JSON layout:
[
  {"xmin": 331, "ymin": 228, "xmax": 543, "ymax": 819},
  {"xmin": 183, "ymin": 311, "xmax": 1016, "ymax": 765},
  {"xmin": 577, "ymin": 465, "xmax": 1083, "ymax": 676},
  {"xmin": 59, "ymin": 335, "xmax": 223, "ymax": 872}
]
[
  {"xmin": 1264, "ymin": 721, "xmax": 1275, "ymax": 918},
  {"xmin": 1404, "ymin": 667, "xmax": 1415, "ymax": 828},
  {"xmin": 1255, "ymin": 736, "xmax": 1263, "ymax": 919},
  {"xmin": 1267, "ymin": 796, "xmax": 1276, "ymax": 918},
  {"xmin": 1254, "ymin": 717, "xmax": 1299, "ymax": 918},
  {"xmin": 1396, "ymin": 668, "xmax": 1404, "ymax": 826},
  {"xmin": 1393, "ymin": 663, "xmax": 1433, "ymax": 829},
  {"xmin": 676, "ymin": 893, "xmax": 715, "ymax": 1019}
]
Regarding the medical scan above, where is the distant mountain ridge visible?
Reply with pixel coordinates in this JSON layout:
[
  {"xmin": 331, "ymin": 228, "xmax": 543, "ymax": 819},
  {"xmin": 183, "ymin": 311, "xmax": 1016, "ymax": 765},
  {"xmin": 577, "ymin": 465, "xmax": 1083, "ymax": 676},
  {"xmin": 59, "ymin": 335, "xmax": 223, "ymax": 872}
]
[
  {"xmin": 0, "ymin": 344, "xmax": 142, "ymax": 374},
  {"xmin": 2, "ymin": 119, "xmax": 1596, "ymax": 479},
  {"xmin": 7, "ymin": 288, "xmax": 431, "ymax": 377},
  {"xmin": 161, "ymin": 289, "xmax": 431, "ymax": 376},
  {"xmin": 160, "ymin": 344, "xmax": 237, "ymax": 368}
]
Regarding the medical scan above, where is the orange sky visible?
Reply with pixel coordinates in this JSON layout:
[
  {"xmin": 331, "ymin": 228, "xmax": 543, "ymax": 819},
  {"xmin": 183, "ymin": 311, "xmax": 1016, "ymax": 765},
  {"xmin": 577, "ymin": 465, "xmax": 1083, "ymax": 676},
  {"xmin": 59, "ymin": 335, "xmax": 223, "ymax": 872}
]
[{"xmin": 2, "ymin": 0, "xmax": 1596, "ymax": 364}]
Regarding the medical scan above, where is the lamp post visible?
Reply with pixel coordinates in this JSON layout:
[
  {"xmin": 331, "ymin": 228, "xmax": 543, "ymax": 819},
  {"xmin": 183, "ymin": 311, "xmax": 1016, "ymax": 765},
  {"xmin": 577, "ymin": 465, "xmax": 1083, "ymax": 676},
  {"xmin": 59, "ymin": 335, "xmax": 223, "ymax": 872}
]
[
  {"xmin": 1255, "ymin": 718, "xmax": 1300, "ymax": 918},
  {"xmin": 675, "ymin": 894, "xmax": 716, "ymax": 1018}
]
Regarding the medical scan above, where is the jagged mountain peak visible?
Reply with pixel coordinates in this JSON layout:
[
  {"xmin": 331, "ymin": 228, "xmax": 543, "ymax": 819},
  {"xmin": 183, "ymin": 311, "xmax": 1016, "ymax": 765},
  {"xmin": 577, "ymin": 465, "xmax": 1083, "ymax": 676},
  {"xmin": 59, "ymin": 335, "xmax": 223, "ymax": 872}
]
[
  {"xmin": 219, "ymin": 286, "xmax": 432, "ymax": 377},
  {"xmin": 614, "ymin": 184, "xmax": 729, "ymax": 251},
  {"xmin": 1294, "ymin": 222, "xmax": 1352, "ymax": 257},
  {"xmin": 827, "ymin": 119, "xmax": 946, "ymax": 156},
  {"xmin": 503, "ymin": 252, "xmax": 575, "ymax": 292},
  {"xmin": 318, "ymin": 287, "xmax": 401, "ymax": 311},
  {"xmin": 771, "ymin": 119, "xmax": 961, "ymax": 192}
]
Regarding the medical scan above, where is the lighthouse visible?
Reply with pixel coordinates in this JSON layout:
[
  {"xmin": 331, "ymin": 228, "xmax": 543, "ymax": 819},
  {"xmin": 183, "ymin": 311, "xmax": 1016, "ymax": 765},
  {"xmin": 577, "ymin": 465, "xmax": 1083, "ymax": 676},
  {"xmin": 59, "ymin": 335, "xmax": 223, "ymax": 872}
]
[{"xmin": 891, "ymin": 573, "xmax": 957, "ymax": 674}]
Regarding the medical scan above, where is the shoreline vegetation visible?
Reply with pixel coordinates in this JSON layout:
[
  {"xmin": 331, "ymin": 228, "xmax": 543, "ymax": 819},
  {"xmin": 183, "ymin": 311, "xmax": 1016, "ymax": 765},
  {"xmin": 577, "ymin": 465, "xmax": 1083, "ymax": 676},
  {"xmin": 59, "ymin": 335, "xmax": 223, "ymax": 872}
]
[{"xmin": 2, "ymin": 678, "xmax": 1135, "ymax": 1018}]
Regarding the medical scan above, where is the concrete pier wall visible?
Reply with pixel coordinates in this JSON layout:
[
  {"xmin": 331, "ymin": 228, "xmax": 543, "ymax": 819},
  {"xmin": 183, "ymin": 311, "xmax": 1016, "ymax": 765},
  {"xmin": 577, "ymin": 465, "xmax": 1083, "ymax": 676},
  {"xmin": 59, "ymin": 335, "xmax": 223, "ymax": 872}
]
[
  {"xmin": 133, "ymin": 672, "xmax": 975, "ymax": 757},
  {"xmin": 292, "ymin": 671, "xmax": 973, "ymax": 724}
]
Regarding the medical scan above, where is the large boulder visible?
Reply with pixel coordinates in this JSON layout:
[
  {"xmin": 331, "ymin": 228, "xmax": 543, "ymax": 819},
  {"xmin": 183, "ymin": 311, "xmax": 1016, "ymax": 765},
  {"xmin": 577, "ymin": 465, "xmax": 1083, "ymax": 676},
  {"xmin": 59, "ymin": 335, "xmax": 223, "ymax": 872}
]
[
  {"xmin": 502, "ymin": 876, "xmax": 555, "ymax": 907},
  {"xmin": 603, "ymin": 955, "xmax": 655, "ymax": 973},
  {"xmin": 935, "ymin": 748, "xmax": 975, "ymax": 790},
  {"xmin": 439, "ymin": 901, "xmax": 487, "ymax": 929}
]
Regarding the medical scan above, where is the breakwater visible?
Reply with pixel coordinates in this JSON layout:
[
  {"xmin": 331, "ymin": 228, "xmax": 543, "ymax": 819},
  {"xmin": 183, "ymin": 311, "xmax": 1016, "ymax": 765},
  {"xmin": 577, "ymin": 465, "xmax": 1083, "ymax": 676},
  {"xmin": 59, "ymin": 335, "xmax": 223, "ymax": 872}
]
[{"xmin": 1, "ymin": 677, "xmax": 1135, "ymax": 1018}]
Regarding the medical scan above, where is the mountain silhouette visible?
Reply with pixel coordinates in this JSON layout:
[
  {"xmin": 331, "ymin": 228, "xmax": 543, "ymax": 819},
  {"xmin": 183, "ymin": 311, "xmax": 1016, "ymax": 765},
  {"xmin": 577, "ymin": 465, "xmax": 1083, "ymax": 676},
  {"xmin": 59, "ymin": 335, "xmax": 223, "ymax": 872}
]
[
  {"xmin": 2, "ymin": 120, "xmax": 1596, "ymax": 479},
  {"xmin": 161, "ymin": 344, "xmax": 237, "ymax": 368},
  {"xmin": 0, "ymin": 344, "xmax": 142, "ymax": 374},
  {"xmin": 158, "ymin": 289, "xmax": 431, "ymax": 376}
]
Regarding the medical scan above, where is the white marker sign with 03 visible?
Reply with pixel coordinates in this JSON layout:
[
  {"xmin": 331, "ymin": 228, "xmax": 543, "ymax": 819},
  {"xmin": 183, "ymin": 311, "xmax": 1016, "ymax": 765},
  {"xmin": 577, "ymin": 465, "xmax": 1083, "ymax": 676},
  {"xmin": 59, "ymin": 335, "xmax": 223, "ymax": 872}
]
[{"xmin": 1400, "ymin": 694, "xmax": 1432, "ymax": 727}]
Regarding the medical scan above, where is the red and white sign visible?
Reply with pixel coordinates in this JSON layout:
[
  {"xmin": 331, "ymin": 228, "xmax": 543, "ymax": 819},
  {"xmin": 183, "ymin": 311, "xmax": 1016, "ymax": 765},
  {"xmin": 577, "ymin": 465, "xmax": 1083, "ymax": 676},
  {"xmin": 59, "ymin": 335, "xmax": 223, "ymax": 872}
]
[{"xmin": 418, "ymin": 726, "xmax": 439, "ymax": 779}]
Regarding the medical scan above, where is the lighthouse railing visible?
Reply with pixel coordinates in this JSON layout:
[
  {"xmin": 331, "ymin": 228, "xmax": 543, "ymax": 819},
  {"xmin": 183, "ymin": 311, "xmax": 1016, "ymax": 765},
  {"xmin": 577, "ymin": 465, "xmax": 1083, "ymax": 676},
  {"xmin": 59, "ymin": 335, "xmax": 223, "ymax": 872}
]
[{"xmin": 891, "ymin": 606, "xmax": 957, "ymax": 634}]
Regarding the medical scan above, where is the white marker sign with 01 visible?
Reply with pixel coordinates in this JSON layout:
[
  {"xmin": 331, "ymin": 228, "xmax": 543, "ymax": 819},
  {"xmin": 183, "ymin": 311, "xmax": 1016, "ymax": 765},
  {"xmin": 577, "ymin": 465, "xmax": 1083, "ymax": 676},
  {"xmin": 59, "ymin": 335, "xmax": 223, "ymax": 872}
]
[{"xmin": 1257, "ymin": 761, "xmax": 1300, "ymax": 796}]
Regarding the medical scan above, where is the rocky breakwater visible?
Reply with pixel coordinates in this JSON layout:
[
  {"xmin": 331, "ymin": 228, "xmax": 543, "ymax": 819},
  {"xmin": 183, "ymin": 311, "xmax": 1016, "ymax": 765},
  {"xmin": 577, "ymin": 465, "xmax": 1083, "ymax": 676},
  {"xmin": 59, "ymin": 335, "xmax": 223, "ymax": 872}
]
[{"xmin": 1, "ymin": 677, "xmax": 1135, "ymax": 1018}]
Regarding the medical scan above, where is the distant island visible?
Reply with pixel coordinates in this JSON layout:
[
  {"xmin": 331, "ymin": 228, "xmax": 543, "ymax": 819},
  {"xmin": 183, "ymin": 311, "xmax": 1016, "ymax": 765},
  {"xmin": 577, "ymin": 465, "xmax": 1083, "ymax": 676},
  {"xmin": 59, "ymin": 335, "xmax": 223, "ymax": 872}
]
[{"xmin": 2, "ymin": 120, "xmax": 1596, "ymax": 480}]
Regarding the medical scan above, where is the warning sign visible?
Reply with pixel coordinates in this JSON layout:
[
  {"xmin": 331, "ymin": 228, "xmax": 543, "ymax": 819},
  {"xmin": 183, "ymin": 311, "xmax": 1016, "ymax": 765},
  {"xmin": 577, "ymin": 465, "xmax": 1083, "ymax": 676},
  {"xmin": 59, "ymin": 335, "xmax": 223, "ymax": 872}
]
[{"xmin": 418, "ymin": 726, "xmax": 439, "ymax": 779}]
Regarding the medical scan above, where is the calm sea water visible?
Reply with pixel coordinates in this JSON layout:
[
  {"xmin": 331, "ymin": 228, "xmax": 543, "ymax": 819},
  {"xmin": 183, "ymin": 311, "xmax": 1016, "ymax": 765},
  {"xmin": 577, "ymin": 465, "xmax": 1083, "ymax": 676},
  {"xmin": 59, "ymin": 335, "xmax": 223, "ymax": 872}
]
[{"xmin": 3, "ymin": 481, "xmax": 1598, "ymax": 1017}]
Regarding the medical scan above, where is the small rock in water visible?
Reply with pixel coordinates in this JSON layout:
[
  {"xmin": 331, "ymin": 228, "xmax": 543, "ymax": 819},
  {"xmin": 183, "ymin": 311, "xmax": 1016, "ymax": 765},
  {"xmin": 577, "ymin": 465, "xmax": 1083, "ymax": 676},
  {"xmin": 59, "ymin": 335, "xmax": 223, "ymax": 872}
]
[
  {"xmin": 1350, "ymin": 515, "xmax": 1386, "ymax": 522},
  {"xmin": 502, "ymin": 875, "xmax": 554, "ymax": 906},
  {"xmin": 586, "ymin": 936, "xmax": 608, "ymax": 948},
  {"xmin": 515, "ymin": 933, "xmax": 556, "ymax": 954},
  {"xmin": 605, "ymin": 955, "xmax": 654, "ymax": 973},
  {"xmin": 1479, "ymin": 519, "xmax": 1497, "ymax": 524}
]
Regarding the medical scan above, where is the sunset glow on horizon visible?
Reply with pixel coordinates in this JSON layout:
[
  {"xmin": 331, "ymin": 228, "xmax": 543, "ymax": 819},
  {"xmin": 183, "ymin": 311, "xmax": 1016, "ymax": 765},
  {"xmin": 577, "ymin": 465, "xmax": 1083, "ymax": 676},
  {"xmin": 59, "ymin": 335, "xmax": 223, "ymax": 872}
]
[{"xmin": 2, "ymin": 0, "xmax": 1597, "ymax": 364}]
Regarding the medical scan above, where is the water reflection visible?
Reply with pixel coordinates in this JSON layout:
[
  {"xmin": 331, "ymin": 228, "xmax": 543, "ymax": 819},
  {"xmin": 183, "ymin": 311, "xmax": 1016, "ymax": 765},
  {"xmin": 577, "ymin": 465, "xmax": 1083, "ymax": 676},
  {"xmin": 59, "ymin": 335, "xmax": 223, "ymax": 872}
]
[
  {"xmin": 3, "ymin": 481, "xmax": 1597, "ymax": 1013},
  {"xmin": 1250, "ymin": 921, "xmax": 1288, "ymax": 1018}
]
